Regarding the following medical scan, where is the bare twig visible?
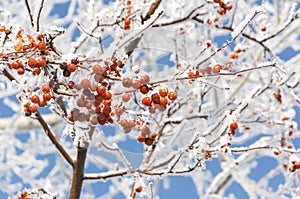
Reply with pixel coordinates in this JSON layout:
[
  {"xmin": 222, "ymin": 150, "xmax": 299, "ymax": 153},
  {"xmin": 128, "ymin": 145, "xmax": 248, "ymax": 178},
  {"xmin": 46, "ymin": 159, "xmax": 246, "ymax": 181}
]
[
  {"xmin": 24, "ymin": 0, "xmax": 34, "ymax": 29},
  {"xmin": 36, "ymin": 0, "xmax": 45, "ymax": 32}
]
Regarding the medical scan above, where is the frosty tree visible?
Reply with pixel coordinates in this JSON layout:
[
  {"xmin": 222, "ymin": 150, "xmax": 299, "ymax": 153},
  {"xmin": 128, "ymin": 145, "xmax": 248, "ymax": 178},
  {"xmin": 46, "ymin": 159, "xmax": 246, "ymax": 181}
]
[{"xmin": 0, "ymin": 0, "xmax": 300, "ymax": 198}]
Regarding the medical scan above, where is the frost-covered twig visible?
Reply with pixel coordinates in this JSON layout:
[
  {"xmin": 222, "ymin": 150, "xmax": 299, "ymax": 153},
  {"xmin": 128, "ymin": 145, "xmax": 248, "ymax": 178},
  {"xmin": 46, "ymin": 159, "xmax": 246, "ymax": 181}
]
[{"xmin": 35, "ymin": 111, "xmax": 74, "ymax": 167}]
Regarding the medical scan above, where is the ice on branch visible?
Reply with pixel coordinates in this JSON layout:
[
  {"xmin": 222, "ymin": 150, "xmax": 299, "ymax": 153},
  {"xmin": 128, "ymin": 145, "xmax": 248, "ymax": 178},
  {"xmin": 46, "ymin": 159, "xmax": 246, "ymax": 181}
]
[{"xmin": 231, "ymin": 6, "xmax": 265, "ymax": 39}]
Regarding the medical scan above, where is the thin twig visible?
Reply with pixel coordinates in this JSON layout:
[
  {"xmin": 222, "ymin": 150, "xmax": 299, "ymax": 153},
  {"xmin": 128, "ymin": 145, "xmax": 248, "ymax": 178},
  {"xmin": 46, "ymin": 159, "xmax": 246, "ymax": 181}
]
[
  {"xmin": 24, "ymin": 0, "xmax": 34, "ymax": 29},
  {"xmin": 36, "ymin": 0, "xmax": 45, "ymax": 32}
]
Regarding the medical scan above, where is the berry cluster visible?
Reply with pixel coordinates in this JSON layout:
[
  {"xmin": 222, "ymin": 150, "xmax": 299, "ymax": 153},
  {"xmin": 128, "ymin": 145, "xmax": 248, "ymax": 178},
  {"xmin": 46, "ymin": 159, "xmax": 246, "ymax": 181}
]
[
  {"xmin": 121, "ymin": 75, "xmax": 178, "ymax": 112},
  {"xmin": 69, "ymin": 78, "xmax": 113, "ymax": 125},
  {"xmin": 22, "ymin": 85, "xmax": 52, "ymax": 116},
  {"xmin": 136, "ymin": 126, "xmax": 157, "ymax": 146},
  {"xmin": 59, "ymin": 58, "xmax": 79, "ymax": 77},
  {"xmin": 124, "ymin": 0, "xmax": 132, "ymax": 30},
  {"xmin": 288, "ymin": 161, "xmax": 300, "ymax": 172},
  {"xmin": 213, "ymin": 0, "xmax": 233, "ymax": 15},
  {"xmin": 187, "ymin": 64, "xmax": 223, "ymax": 84}
]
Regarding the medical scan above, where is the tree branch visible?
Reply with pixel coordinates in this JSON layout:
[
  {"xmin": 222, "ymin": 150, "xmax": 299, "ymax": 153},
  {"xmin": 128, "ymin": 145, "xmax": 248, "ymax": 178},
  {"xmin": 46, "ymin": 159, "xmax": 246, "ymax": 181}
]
[
  {"xmin": 35, "ymin": 111, "xmax": 74, "ymax": 167},
  {"xmin": 69, "ymin": 126, "xmax": 95, "ymax": 199},
  {"xmin": 24, "ymin": 0, "xmax": 34, "ymax": 29}
]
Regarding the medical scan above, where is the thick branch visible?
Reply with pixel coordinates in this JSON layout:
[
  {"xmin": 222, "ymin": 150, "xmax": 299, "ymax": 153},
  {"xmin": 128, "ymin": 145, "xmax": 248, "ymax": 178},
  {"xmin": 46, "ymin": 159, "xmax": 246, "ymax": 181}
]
[
  {"xmin": 35, "ymin": 111, "xmax": 74, "ymax": 167},
  {"xmin": 69, "ymin": 126, "xmax": 95, "ymax": 199}
]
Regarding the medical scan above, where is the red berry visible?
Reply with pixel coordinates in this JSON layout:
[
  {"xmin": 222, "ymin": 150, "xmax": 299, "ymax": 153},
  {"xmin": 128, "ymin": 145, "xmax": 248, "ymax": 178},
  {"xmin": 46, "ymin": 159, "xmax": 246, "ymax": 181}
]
[
  {"xmin": 159, "ymin": 88, "xmax": 168, "ymax": 97},
  {"xmin": 28, "ymin": 58, "xmax": 37, "ymax": 68},
  {"xmin": 135, "ymin": 185, "xmax": 142, "ymax": 193},
  {"xmin": 67, "ymin": 81, "xmax": 75, "ymax": 89},
  {"xmin": 103, "ymin": 91, "xmax": 111, "ymax": 100},
  {"xmin": 81, "ymin": 79, "xmax": 91, "ymax": 89},
  {"xmin": 213, "ymin": 64, "xmax": 222, "ymax": 73},
  {"xmin": 92, "ymin": 65, "xmax": 103, "ymax": 74},
  {"xmin": 37, "ymin": 42, "xmax": 46, "ymax": 51},
  {"xmin": 17, "ymin": 67, "xmax": 25, "ymax": 75},
  {"xmin": 42, "ymin": 85, "xmax": 51, "ymax": 93},
  {"xmin": 142, "ymin": 97, "xmax": 152, "ymax": 106},
  {"xmin": 122, "ymin": 93, "xmax": 130, "ymax": 102},
  {"xmin": 67, "ymin": 63, "xmax": 77, "ymax": 72},
  {"xmin": 28, "ymin": 105, "xmax": 38, "ymax": 113},
  {"xmin": 43, "ymin": 93, "xmax": 52, "ymax": 101},
  {"xmin": 151, "ymin": 93, "xmax": 160, "ymax": 104},
  {"xmin": 97, "ymin": 85, "xmax": 106, "ymax": 95},
  {"xmin": 137, "ymin": 135, "xmax": 145, "ymax": 143},
  {"xmin": 145, "ymin": 138, "xmax": 154, "ymax": 146},
  {"xmin": 38, "ymin": 100, "xmax": 47, "ymax": 107},
  {"xmin": 159, "ymin": 97, "xmax": 168, "ymax": 106},
  {"xmin": 139, "ymin": 85, "xmax": 149, "ymax": 94},
  {"xmin": 230, "ymin": 122, "xmax": 238, "ymax": 130},
  {"xmin": 37, "ymin": 58, "xmax": 46, "ymax": 67},
  {"xmin": 31, "ymin": 95, "xmax": 40, "ymax": 104},
  {"xmin": 168, "ymin": 91, "xmax": 177, "ymax": 101}
]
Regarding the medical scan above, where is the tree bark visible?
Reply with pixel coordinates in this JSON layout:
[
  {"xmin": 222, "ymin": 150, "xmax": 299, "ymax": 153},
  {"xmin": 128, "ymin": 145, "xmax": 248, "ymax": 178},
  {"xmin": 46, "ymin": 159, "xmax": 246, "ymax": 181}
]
[{"xmin": 69, "ymin": 146, "xmax": 87, "ymax": 199}]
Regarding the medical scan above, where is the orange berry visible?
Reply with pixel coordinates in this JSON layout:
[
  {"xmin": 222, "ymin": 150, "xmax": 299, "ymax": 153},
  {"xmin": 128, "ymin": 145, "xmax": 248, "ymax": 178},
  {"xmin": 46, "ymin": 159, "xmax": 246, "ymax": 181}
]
[
  {"xmin": 218, "ymin": 8, "xmax": 226, "ymax": 15},
  {"xmin": 124, "ymin": 18, "xmax": 130, "ymax": 26},
  {"xmin": 37, "ymin": 42, "xmax": 46, "ymax": 51},
  {"xmin": 11, "ymin": 61, "xmax": 20, "ymax": 69},
  {"xmin": 159, "ymin": 97, "xmax": 168, "ymax": 106},
  {"xmin": 14, "ymin": 43, "xmax": 23, "ymax": 52},
  {"xmin": 142, "ymin": 97, "xmax": 152, "ymax": 106},
  {"xmin": 81, "ymin": 79, "xmax": 91, "ymax": 89},
  {"xmin": 43, "ymin": 93, "xmax": 52, "ymax": 101},
  {"xmin": 212, "ymin": 64, "xmax": 222, "ymax": 73},
  {"xmin": 17, "ymin": 67, "xmax": 25, "ymax": 75},
  {"xmin": 67, "ymin": 63, "xmax": 77, "ymax": 72},
  {"xmin": 122, "ymin": 93, "xmax": 130, "ymax": 102},
  {"xmin": 229, "ymin": 52, "xmax": 239, "ymax": 59},
  {"xmin": 168, "ymin": 91, "xmax": 177, "ymax": 101},
  {"xmin": 37, "ymin": 58, "xmax": 47, "ymax": 67},
  {"xmin": 31, "ymin": 95, "xmax": 40, "ymax": 104},
  {"xmin": 28, "ymin": 58, "xmax": 37, "ymax": 68},
  {"xmin": 42, "ymin": 85, "xmax": 51, "ymax": 93},
  {"xmin": 33, "ymin": 67, "xmax": 41, "ymax": 75},
  {"xmin": 92, "ymin": 65, "xmax": 103, "ymax": 74},
  {"xmin": 38, "ymin": 100, "xmax": 47, "ymax": 107},
  {"xmin": 97, "ymin": 85, "xmax": 106, "ymax": 95},
  {"xmin": 230, "ymin": 122, "xmax": 238, "ymax": 130},
  {"xmin": 104, "ymin": 91, "xmax": 112, "ymax": 100},
  {"xmin": 159, "ymin": 88, "xmax": 168, "ymax": 97},
  {"xmin": 28, "ymin": 105, "xmax": 38, "ymax": 113}
]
